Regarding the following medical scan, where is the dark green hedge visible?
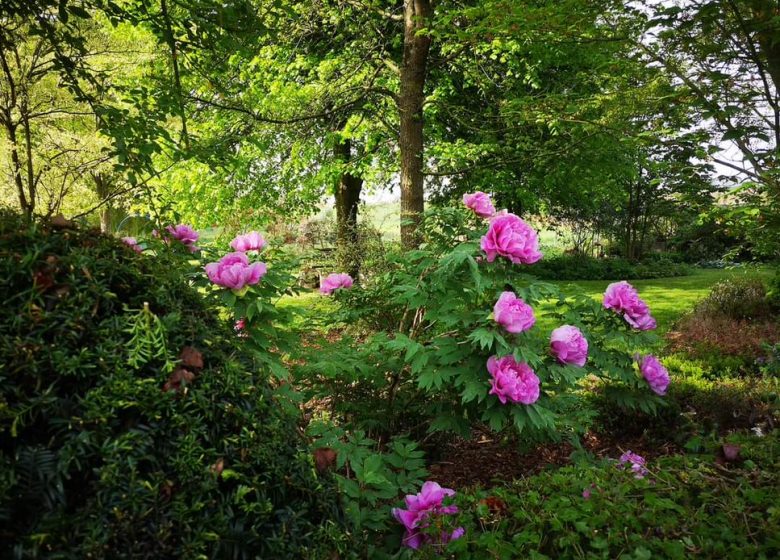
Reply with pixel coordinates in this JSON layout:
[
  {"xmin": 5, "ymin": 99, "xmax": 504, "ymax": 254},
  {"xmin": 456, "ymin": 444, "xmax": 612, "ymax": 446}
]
[
  {"xmin": 532, "ymin": 255, "xmax": 692, "ymax": 281},
  {"xmin": 0, "ymin": 211, "xmax": 346, "ymax": 559}
]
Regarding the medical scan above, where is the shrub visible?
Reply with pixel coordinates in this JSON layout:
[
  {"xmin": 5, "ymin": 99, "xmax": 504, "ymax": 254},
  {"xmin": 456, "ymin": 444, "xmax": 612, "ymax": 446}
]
[
  {"xmin": 0, "ymin": 211, "xmax": 346, "ymax": 559},
  {"xmin": 589, "ymin": 354, "xmax": 778, "ymax": 442},
  {"xmin": 666, "ymin": 276, "xmax": 779, "ymax": 370},
  {"xmin": 301, "ymin": 205, "xmax": 665, "ymax": 449},
  {"xmin": 696, "ymin": 277, "xmax": 768, "ymax": 320},
  {"xmin": 531, "ymin": 254, "xmax": 691, "ymax": 281},
  {"xmin": 767, "ymin": 269, "xmax": 780, "ymax": 308},
  {"xmin": 667, "ymin": 314, "xmax": 780, "ymax": 365}
]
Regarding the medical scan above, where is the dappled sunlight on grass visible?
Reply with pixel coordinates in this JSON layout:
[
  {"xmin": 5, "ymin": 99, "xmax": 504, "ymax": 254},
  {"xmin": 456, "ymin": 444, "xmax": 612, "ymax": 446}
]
[{"xmin": 550, "ymin": 268, "xmax": 772, "ymax": 333}]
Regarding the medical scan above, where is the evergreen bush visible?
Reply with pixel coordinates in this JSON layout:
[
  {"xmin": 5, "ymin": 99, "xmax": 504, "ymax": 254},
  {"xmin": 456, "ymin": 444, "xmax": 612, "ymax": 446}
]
[{"xmin": 0, "ymin": 211, "xmax": 346, "ymax": 559}]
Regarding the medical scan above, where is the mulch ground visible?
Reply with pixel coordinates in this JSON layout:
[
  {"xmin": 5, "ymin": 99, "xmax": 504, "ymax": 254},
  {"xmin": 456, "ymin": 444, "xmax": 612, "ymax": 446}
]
[{"xmin": 428, "ymin": 429, "xmax": 680, "ymax": 488}]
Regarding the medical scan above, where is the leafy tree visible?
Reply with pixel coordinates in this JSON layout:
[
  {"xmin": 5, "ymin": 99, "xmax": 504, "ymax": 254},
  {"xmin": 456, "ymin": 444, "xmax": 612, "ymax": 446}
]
[{"xmin": 626, "ymin": 0, "xmax": 780, "ymax": 257}]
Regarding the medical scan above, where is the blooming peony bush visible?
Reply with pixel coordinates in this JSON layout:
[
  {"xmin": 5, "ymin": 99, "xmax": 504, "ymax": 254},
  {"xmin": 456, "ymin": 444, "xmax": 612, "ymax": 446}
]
[
  {"xmin": 392, "ymin": 481, "xmax": 464, "ymax": 550},
  {"xmin": 320, "ymin": 272, "xmax": 354, "ymax": 295},
  {"xmin": 603, "ymin": 281, "xmax": 656, "ymax": 330},
  {"xmin": 639, "ymin": 355, "xmax": 671, "ymax": 396},
  {"xmin": 305, "ymin": 201, "xmax": 666, "ymax": 450},
  {"xmin": 205, "ymin": 251, "xmax": 267, "ymax": 292},
  {"xmin": 165, "ymin": 223, "xmax": 200, "ymax": 252},
  {"xmin": 493, "ymin": 291, "xmax": 535, "ymax": 334},
  {"xmin": 230, "ymin": 230, "xmax": 267, "ymax": 252},
  {"xmin": 480, "ymin": 212, "xmax": 542, "ymax": 264},
  {"xmin": 463, "ymin": 191, "xmax": 496, "ymax": 218},
  {"xmin": 550, "ymin": 325, "xmax": 588, "ymax": 367},
  {"xmin": 487, "ymin": 355, "xmax": 540, "ymax": 405}
]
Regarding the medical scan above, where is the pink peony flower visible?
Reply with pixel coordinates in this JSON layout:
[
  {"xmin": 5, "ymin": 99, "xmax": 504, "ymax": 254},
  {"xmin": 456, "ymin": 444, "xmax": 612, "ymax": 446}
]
[
  {"xmin": 166, "ymin": 224, "xmax": 199, "ymax": 246},
  {"xmin": 121, "ymin": 237, "xmax": 142, "ymax": 253},
  {"xmin": 392, "ymin": 481, "xmax": 464, "ymax": 550},
  {"xmin": 550, "ymin": 325, "xmax": 588, "ymax": 367},
  {"xmin": 487, "ymin": 355, "xmax": 540, "ymax": 405},
  {"xmin": 204, "ymin": 252, "xmax": 266, "ymax": 292},
  {"xmin": 603, "ymin": 281, "xmax": 656, "ymax": 331},
  {"xmin": 582, "ymin": 488, "xmax": 591, "ymax": 500},
  {"xmin": 234, "ymin": 317, "xmax": 248, "ymax": 338},
  {"xmin": 639, "ymin": 355, "xmax": 670, "ymax": 396},
  {"xmin": 320, "ymin": 273, "xmax": 354, "ymax": 295},
  {"xmin": 618, "ymin": 451, "xmax": 648, "ymax": 479},
  {"xmin": 493, "ymin": 291, "xmax": 535, "ymax": 334},
  {"xmin": 463, "ymin": 191, "xmax": 496, "ymax": 218},
  {"xmin": 480, "ymin": 213, "xmax": 542, "ymax": 265},
  {"xmin": 230, "ymin": 231, "xmax": 267, "ymax": 252}
]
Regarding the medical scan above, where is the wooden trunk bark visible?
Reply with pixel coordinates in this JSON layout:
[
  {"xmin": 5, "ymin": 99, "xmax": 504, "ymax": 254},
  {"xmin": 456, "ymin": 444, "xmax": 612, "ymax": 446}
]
[
  {"xmin": 333, "ymin": 137, "xmax": 363, "ymax": 278},
  {"xmin": 398, "ymin": 0, "xmax": 432, "ymax": 249}
]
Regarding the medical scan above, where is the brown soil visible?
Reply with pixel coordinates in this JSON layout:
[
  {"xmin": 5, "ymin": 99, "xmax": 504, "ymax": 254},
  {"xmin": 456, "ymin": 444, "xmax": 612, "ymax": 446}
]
[{"xmin": 428, "ymin": 429, "xmax": 680, "ymax": 489}]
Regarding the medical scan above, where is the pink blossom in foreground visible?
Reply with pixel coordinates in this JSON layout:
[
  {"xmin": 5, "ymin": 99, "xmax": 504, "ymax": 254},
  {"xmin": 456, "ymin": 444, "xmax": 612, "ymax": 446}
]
[
  {"xmin": 204, "ymin": 252, "xmax": 266, "ymax": 292},
  {"xmin": 618, "ymin": 451, "xmax": 648, "ymax": 479},
  {"xmin": 582, "ymin": 488, "xmax": 591, "ymax": 500},
  {"xmin": 639, "ymin": 355, "xmax": 670, "ymax": 396},
  {"xmin": 603, "ymin": 281, "xmax": 656, "ymax": 331},
  {"xmin": 487, "ymin": 355, "xmax": 540, "ymax": 405},
  {"xmin": 230, "ymin": 231, "xmax": 267, "ymax": 252},
  {"xmin": 493, "ymin": 291, "xmax": 535, "ymax": 334},
  {"xmin": 166, "ymin": 224, "xmax": 199, "ymax": 246},
  {"xmin": 392, "ymin": 481, "xmax": 464, "ymax": 550},
  {"xmin": 463, "ymin": 191, "xmax": 496, "ymax": 218},
  {"xmin": 121, "ymin": 237, "xmax": 142, "ymax": 253},
  {"xmin": 550, "ymin": 325, "xmax": 588, "ymax": 367},
  {"xmin": 320, "ymin": 273, "xmax": 354, "ymax": 295},
  {"xmin": 480, "ymin": 213, "xmax": 542, "ymax": 265}
]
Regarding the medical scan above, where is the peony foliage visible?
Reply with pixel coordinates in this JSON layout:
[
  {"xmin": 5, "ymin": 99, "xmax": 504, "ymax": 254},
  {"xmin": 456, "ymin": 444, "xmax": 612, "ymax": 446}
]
[{"xmin": 316, "ymin": 198, "xmax": 666, "ymax": 440}]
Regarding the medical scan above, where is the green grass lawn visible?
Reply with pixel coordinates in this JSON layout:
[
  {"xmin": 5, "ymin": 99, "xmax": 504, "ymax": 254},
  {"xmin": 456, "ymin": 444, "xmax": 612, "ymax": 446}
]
[
  {"xmin": 548, "ymin": 267, "xmax": 772, "ymax": 333},
  {"xmin": 280, "ymin": 267, "xmax": 772, "ymax": 336}
]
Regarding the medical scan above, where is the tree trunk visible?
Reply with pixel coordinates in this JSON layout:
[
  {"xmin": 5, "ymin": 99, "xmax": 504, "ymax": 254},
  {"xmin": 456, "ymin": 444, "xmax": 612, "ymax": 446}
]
[
  {"xmin": 92, "ymin": 172, "xmax": 123, "ymax": 233},
  {"xmin": 4, "ymin": 119, "xmax": 31, "ymax": 217},
  {"xmin": 333, "ymin": 136, "xmax": 363, "ymax": 277},
  {"xmin": 398, "ymin": 0, "xmax": 432, "ymax": 249},
  {"xmin": 21, "ymin": 105, "xmax": 36, "ymax": 217}
]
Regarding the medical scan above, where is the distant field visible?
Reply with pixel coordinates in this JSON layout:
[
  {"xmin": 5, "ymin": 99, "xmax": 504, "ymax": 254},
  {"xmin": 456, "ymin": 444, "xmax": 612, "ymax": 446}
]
[{"xmin": 361, "ymin": 202, "xmax": 400, "ymax": 241}]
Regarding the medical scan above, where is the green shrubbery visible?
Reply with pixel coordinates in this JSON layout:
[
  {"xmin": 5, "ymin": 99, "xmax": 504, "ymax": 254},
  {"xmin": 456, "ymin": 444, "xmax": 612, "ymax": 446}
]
[
  {"xmin": 667, "ymin": 276, "xmax": 780, "ymax": 373},
  {"xmin": 446, "ymin": 433, "xmax": 780, "ymax": 559},
  {"xmin": 589, "ymin": 354, "xmax": 778, "ymax": 444},
  {"xmin": 531, "ymin": 254, "xmax": 691, "ymax": 281},
  {"xmin": 0, "ymin": 211, "xmax": 346, "ymax": 559}
]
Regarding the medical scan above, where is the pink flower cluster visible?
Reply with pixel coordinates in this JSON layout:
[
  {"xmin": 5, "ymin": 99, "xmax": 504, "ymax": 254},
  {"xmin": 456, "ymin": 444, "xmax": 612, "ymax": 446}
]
[
  {"xmin": 639, "ymin": 355, "xmax": 670, "ymax": 396},
  {"xmin": 493, "ymin": 291, "xmax": 535, "ymax": 334},
  {"xmin": 618, "ymin": 451, "xmax": 648, "ymax": 479},
  {"xmin": 487, "ymin": 355, "xmax": 540, "ymax": 405},
  {"xmin": 550, "ymin": 325, "xmax": 588, "ymax": 367},
  {"xmin": 205, "ymin": 252, "xmax": 266, "ymax": 292},
  {"xmin": 230, "ymin": 231, "xmax": 267, "ymax": 252},
  {"xmin": 603, "ymin": 281, "xmax": 656, "ymax": 330},
  {"xmin": 480, "ymin": 213, "xmax": 542, "ymax": 265},
  {"xmin": 320, "ymin": 273, "xmax": 354, "ymax": 295},
  {"xmin": 463, "ymin": 191, "xmax": 496, "ymax": 218},
  {"xmin": 392, "ymin": 481, "xmax": 464, "ymax": 550},
  {"xmin": 121, "ymin": 236, "xmax": 142, "ymax": 253},
  {"xmin": 166, "ymin": 224, "xmax": 200, "ymax": 253}
]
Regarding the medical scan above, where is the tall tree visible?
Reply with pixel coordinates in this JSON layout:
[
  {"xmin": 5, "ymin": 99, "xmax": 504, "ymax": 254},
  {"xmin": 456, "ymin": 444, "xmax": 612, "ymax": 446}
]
[{"xmin": 398, "ymin": 0, "xmax": 433, "ymax": 247}]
